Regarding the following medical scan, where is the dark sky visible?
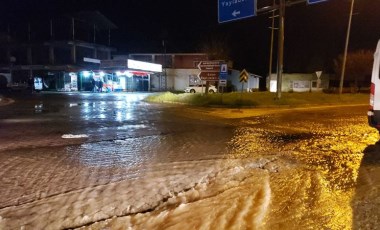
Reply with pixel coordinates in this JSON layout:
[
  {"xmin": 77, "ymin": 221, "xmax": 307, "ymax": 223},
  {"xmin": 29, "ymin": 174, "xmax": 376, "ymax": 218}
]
[{"xmin": 1, "ymin": 0, "xmax": 380, "ymax": 76}]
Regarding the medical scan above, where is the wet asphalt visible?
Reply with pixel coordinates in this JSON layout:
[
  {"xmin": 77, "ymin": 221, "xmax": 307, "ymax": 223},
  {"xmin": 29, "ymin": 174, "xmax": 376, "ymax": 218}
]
[{"xmin": 0, "ymin": 91, "xmax": 379, "ymax": 229}]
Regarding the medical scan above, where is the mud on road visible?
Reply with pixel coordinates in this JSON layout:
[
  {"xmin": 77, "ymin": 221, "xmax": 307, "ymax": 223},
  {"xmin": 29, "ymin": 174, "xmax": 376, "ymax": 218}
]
[
  {"xmin": 79, "ymin": 105, "xmax": 380, "ymax": 229},
  {"xmin": 0, "ymin": 94, "xmax": 379, "ymax": 229}
]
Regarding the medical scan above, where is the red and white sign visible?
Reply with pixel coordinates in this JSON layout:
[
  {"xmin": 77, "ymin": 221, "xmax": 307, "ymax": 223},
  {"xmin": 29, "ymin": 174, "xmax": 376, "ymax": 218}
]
[
  {"xmin": 198, "ymin": 72, "xmax": 219, "ymax": 81},
  {"xmin": 198, "ymin": 60, "xmax": 224, "ymax": 81},
  {"xmin": 197, "ymin": 61, "xmax": 222, "ymax": 71}
]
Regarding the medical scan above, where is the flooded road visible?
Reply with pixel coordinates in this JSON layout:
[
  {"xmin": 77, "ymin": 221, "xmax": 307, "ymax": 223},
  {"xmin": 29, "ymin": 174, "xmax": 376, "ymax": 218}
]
[{"xmin": 0, "ymin": 92, "xmax": 379, "ymax": 229}]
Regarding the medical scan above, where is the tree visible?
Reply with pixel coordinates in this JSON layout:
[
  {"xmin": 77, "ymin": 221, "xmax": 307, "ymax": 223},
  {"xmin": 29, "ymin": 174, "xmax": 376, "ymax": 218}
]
[
  {"xmin": 199, "ymin": 35, "xmax": 230, "ymax": 61},
  {"xmin": 198, "ymin": 35, "xmax": 230, "ymax": 94},
  {"xmin": 334, "ymin": 49, "xmax": 373, "ymax": 90}
]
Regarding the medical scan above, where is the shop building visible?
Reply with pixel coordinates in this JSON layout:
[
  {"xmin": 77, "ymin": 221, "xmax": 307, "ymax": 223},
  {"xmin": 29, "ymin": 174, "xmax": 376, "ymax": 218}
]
[
  {"xmin": 120, "ymin": 53, "xmax": 210, "ymax": 91},
  {"xmin": 0, "ymin": 11, "xmax": 117, "ymax": 91},
  {"xmin": 123, "ymin": 53, "xmax": 262, "ymax": 92},
  {"xmin": 99, "ymin": 59, "xmax": 162, "ymax": 92},
  {"xmin": 267, "ymin": 73, "xmax": 330, "ymax": 93}
]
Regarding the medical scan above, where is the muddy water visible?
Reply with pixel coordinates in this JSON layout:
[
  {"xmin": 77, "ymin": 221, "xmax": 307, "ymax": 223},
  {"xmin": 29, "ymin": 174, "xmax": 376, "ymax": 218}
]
[
  {"xmin": 225, "ymin": 106, "xmax": 379, "ymax": 229},
  {"xmin": 75, "ymin": 106, "xmax": 379, "ymax": 230},
  {"xmin": 0, "ymin": 94, "xmax": 379, "ymax": 229},
  {"xmin": 0, "ymin": 93, "xmax": 234, "ymax": 203}
]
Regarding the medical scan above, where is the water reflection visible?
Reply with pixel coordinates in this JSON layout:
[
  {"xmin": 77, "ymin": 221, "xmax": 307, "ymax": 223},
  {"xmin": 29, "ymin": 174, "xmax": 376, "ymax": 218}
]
[
  {"xmin": 34, "ymin": 103, "xmax": 43, "ymax": 113},
  {"xmin": 77, "ymin": 93, "xmax": 149, "ymax": 122},
  {"xmin": 229, "ymin": 108, "xmax": 378, "ymax": 229},
  {"xmin": 69, "ymin": 103, "xmax": 79, "ymax": 107},
  {"xmin": 70, "ymin": 135, "xmax": 162, "ymax": 167}
]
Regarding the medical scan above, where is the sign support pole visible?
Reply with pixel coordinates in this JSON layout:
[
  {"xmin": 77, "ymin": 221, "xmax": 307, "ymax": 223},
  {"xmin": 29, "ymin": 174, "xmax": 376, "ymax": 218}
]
[
  {"xmin": 241, "ymin": 82, "xmax": 244, "ymax": 102},
  {"xmin": 276, "ymin": 0, "xmax": 285, "ymax": 100}
]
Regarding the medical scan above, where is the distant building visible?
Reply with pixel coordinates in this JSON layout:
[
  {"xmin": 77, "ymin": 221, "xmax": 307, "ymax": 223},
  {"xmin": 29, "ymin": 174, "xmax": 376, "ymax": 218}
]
[
  {"xmin": 119, "ymin": 53, "xmax": 261, "ymax": 92},
  {"xmin": 0, "ymin": 11, "xmax": 164, "ymax": 92},
  {"xmin": 267, "ymin": 73, "xmax": 330, "ymax": 93},
  {"xmin": 124, "ymin": 53, "xmax": 209, "ymax": 91},
  {"xmin": 228, "ymin": 69, "xmax": 261, "ymax": 92},
  {"xmin": 0, "ymin": 12, "xmax": 262, "ymax": 94},
  {"xmin": 0, "ymin": 11, "xmax": 117, "ymax": 91}
]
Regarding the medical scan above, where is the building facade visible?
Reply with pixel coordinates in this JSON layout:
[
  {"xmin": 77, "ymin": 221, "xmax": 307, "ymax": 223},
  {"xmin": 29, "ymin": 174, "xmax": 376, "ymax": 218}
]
[
  {"xmin": 267, "ymin": 73, "xmax": 330, "ymax": 93},
  {"xmin": 0, "ymin": 11, "xmax": 117, "ymax": 91},
  {"xmin": 124, "ymin": 53, "xmax": 260, "ymax": 92},
  {"xmin": 124, "ymin": 53, "xmax": 210, "ymax": 91}
]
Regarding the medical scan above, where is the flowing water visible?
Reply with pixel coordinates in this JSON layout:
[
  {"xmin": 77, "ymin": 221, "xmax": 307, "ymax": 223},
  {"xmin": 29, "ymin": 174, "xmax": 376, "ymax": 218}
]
[{"xmin": 0, "ymin": 93, "xmax": 379, "ymax": 229}]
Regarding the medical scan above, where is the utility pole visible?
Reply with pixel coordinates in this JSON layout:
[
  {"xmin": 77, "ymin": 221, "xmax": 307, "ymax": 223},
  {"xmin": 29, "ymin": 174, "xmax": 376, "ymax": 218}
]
[
  {"xmin": 339, "ymin": 0, "xmax": 355, "ymax": 94},
  {"xmin": 162, "ymin": 39, "xmax": 167, "ymax": 91},
  {"xmin": 268, "ymin": 1, "xmax": 277, "ymax": 79},
  {"xmin": 253, "ymin": 0, "xmax": 328, "ymax": 98},
  {"xmin": 276, "ymin": 0, "xmax": 285, "ymax": 100}
]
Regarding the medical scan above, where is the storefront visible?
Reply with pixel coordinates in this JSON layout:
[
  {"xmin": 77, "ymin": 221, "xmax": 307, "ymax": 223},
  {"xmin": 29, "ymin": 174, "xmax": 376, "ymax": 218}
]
[
  {"xmin": 99, "ymin": 59, "xmax": 162, "ymax": 92},
  {"xmin": 3, "ymin": 59, "xmax": 161, "ymax": 92},
  {"xmin": 78, "ymin": 70, "xmax": 123, "ymax": 92}
]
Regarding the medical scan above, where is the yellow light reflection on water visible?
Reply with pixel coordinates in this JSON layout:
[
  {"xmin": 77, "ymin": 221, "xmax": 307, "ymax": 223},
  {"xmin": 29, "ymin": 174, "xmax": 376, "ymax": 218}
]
[{"xmin": 227, "ymin": 112, "xmax": 379, "ymax": 229}]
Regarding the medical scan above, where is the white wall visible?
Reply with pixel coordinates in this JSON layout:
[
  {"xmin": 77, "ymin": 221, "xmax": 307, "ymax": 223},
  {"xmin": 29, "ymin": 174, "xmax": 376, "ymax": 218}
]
[
  {"xmin": 166, "ymin": 69, "xmax": 200, "ymax": 91},
  {"xmin": 267, "ymin": 73, "xmax": 330, "ymax": 92}
]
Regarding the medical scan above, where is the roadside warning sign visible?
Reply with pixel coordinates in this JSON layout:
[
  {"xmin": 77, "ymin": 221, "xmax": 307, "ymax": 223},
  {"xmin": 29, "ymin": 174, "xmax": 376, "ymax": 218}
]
[{"xmin": 239, "ymin": 69, "xmax": 249, "ymax": 83}]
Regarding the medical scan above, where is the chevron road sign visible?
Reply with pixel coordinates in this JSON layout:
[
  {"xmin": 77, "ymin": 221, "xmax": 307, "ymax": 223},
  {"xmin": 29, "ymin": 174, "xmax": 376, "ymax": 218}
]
[{"xmin": 239, "ymin": 69, "xmax": 249, "ymax": 83}]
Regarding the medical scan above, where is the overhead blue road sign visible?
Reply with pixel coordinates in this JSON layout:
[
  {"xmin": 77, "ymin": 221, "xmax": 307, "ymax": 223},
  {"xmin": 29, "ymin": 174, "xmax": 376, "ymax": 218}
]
[
  {"xmin": 307, "ymin": 0, "xmax": 328, "ymax": 4},
  {"xmin": 218, "ymin": 0, "xmax": 256, "ymax": 23}
]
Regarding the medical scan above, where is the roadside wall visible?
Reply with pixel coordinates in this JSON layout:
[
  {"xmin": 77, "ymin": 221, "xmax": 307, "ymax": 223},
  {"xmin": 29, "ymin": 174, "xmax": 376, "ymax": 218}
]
[
  {"xmin": 163, "ymin": 68, "xmax": 200, "ymax": 91},
  {"xmin": 267, "ymin": 73, "xmax": 330, "ymax": 92}
]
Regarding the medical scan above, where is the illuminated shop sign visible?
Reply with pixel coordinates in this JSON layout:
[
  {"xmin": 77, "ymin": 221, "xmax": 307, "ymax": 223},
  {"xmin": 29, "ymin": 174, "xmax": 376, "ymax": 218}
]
[
  {"xmin": 127, "ymin": 59, "xmax": 162, "ymax": 73},
  {"xmin": 84, "ymin": 57, "xmax": 101, "ymax": 64}
]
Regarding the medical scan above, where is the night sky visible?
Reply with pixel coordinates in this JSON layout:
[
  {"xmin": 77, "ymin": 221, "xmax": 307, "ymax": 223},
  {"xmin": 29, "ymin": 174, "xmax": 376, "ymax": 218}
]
[{"xmin": 1, "ymin": 0, "xmax": 379, "ymax": 76}]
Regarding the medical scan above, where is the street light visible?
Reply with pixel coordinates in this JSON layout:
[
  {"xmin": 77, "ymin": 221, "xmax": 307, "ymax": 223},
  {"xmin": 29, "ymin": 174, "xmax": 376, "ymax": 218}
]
[{"xmin": 339, "ymin": 0, "xmax": 355, "ymax": 94}]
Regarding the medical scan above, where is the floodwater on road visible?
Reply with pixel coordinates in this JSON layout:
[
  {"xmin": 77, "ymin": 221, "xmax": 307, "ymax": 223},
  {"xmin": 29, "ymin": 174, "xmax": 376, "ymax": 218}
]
[{"xmin": 0, "ymin": 92, "xmax": 379, "ymax": 229}]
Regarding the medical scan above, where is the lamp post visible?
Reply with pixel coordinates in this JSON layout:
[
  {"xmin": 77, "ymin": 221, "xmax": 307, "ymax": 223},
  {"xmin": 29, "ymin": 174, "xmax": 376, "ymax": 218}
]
[{"xmin": 339, "ymin": 0, "xmax": 355, "ymax": 94}]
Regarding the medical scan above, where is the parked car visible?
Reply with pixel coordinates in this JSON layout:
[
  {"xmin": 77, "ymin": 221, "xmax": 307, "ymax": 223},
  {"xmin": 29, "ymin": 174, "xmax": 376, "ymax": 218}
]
[{"xmin": 184, "ymin": 85, "xmax": 217, "ymax": 93}]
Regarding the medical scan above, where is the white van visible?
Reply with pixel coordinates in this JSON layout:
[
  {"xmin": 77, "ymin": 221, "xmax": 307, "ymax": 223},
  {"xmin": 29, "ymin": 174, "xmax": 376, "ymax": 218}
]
[{"xmin": 368, "ymin": 39, "xmax": 380, "ymax": 130}]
